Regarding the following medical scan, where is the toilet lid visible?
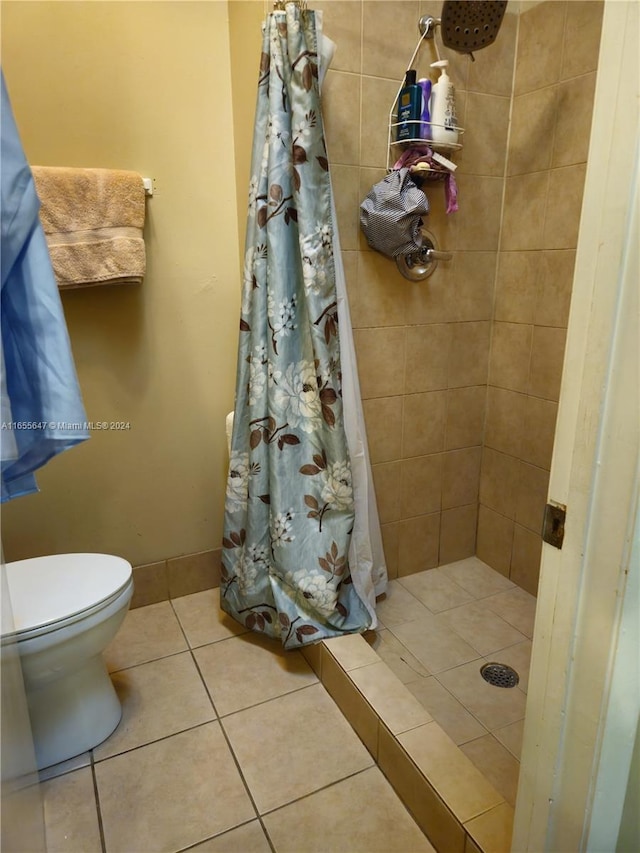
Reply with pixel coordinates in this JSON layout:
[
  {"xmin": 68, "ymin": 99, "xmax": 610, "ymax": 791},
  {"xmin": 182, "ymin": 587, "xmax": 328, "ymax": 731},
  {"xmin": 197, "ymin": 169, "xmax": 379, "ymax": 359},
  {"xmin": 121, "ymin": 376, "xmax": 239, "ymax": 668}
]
[{"xmin": 4, "ymin": 553, "xmax": 132, "ymax": 634}]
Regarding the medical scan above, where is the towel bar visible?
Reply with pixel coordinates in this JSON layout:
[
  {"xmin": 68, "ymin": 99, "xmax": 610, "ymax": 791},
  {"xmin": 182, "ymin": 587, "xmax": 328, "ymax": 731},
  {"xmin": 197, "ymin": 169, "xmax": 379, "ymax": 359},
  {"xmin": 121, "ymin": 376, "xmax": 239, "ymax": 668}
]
[{"xmin": 142, "ymin": 177, "xmax": 153, "ymax": 197}]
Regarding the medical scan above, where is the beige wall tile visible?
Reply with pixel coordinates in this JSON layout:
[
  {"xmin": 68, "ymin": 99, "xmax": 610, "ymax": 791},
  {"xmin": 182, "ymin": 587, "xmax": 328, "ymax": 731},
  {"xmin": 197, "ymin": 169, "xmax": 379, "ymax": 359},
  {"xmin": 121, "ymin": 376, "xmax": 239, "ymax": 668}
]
[
  {"xmin": 489, "ymin": 322, "xmax": 533, "ymax": 393},
  {"xmin": 401, "ymin": 454, "xmax": 443, "ymax": 517},
  {"xmin": 514, "ymin": 1, "xmax": 566, "ymax": 95},
  {"xmin": 421, "ymin": 174, "xmax": 460, "ymax": 253},
  {"xmin": 494, "ymin": 252, "xmax": 537, "ymax": 324},
  {"xmin": 439, "ymin": 505, "xmax": 478, "ymax": 565},
  {"xmin": 445, "ymin": 387, "xmax": 487, "ymax": 450},
  {"xmin": 398, "ymin": 723, "xmax": 504, "ymax": 823},
  {"xmin": 476, "ymin": 505, "xmax": 514, "ymax": 577},
  {"xmin": 320, "ymin": 647, "xmax": 379, "ymax": 756},
  {"xmin": 360, "ymin": 75, "xmax": 399, "ymax": 168},
  {"xmin": 510, "ymin": 524, "xmax": 543, "ymax": 595},
  {"xmin": 322, "ymin": 70, "xmax": 361, "ymax": 166},
  {"xmin": 452, "ymin": 253, "xmax": 496, "ymax": 323},
  {"xmin": 464, "ymin": 802, "xmax": 515, "ymax": 853},
  {"xmin": 131, "ymin": 560, "xmax": 168, "ymax": 609},
  {"xmin": 330, "ymin": 163, "xmax": 360, "ymax": 250},
  {"xmin": 552, "ymin": 73, "xmax": 597, "ymax": 168},
  {"xmin": 363, "ymin": 396, "xmax": 403, "ymax": 463},
  {"xmin": 534, "ymin": 250, "xmax": 576, "ymax": 328},
  {"xmin": 372, "ymin": 461, "xmax": 402, "ymax": 523},
  {"xmin": 404, "ymin": 325, "xmax": 451, "ymax": 393},
  {"xmin": 484, "ymin": 387, "xmax": 526, "ymax": 458},
  {"xmin": 479, "ymin": 447, "xmax": 519, "ymax": 520},
  {"xmin": 467, "ymin": 10, "xmax": 517, "ymax": 97},
  {"xmin": 381, "ymin": 521, "xmax": 400, "ymax": 580},
  {"xmin": 521, "ymin": 396, "xmax": 558, "ymax": 469},
  {"xmin": 457, "ymin": 94, "xmax": 510, "ymax": 177},
  {"xmin": 507, "ymin": 87, "xmax": 557, "ymax": 176},
  {"xmin": 455, "ymin": 178, "xmax": 503, "ymax": 250},
  {"xmin": 501, "ymin": 172, "xmax": 549, "ymax": 251},
  {"xmin": 377, "ymin": 724, "xmax": 467, "ymax": 853},
  {"xmin": 448, "ymin": 322, "xmax": 491, "ymax": 388},
  {"xmin": 515, "ymin": 461, "xmax": 549, "ymax": 534},
  {"xmin": 402, "ymin": 391, "xmax": 447, "ymax": 457},
  {"xmin": 442, "ymin": 448, "xmax": 482, "ymax": 510},
  {"xmin": 543, "ymin": 163, "xmax": 588, "ymax": 249},
  {"xmin": 168, "ymin": 549, "xmax": 220, "ymax": 599},
  {"xmin": 352, "ymin": 250, "xmax": 407, "ymax": 327},
  {"xmin": 561, "ymin": 0, "xmax": 604, "ymax": 79},
  {"xmin": 529, "ymin": 326, "xmax": 567, "ymax": 401},
  {"xmin": 362, "ymin": 0, "xmax": 420, "ymax": 79},
  {"xmin": 404, "ymin": 270, "xmax": 454, "ymax": 325},
  {"xmin": 398, "ymin": 513, "xmax": 440, "ymax": 575},
  {"xmin": 353, "ymin": 327, "xmax": 406, "ymax": 399},
  {"xmin": 320, "ymin": 0, "xmax": 363, "ymax": 75}
]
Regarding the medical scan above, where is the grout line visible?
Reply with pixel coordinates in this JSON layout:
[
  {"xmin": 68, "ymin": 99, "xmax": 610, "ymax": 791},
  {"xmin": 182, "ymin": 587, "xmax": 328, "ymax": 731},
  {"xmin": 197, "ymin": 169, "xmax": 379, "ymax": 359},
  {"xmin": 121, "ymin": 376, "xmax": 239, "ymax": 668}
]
[
  {"xmin": 89, "ymin": 753, "xmax": 107, "ymax": 853},
  {"xmin": 174, "ymin": 818, "xmax": 266, "ymax": 853}
]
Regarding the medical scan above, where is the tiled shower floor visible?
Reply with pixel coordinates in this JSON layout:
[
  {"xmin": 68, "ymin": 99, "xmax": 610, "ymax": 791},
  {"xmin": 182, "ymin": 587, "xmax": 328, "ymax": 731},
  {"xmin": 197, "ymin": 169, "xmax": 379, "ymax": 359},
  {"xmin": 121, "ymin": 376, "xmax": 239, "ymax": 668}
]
[
  {"xmin": 37, "ymin": 557, "xmax": 534, "ymax": 852},
  {"xmin": 366, "ymin": 557, "xmax": 535, "ymax": 809}
]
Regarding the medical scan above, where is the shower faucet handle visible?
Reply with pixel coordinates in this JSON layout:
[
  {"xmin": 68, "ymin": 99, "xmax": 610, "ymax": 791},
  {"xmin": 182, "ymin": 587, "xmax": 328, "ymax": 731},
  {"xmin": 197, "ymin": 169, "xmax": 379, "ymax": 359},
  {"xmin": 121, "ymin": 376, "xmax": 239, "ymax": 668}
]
[{"xmin": 425, "ymin": 247, "xmax": 453, "ymax": 262}]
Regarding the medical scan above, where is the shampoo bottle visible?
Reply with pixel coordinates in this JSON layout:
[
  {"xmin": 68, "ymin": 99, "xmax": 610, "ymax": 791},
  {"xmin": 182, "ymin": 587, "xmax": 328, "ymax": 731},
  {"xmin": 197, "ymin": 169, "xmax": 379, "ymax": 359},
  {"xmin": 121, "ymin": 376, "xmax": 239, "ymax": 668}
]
[
  {"xmin": 429, "ymin": 60, "xmax": 458, "ymax": 145},
  {"xmin": 396, "ymin": 70, "xmax": 421, "ymax": 141},
  {"xmin": 418, "ymin": 78, "xmax": 432, "ymax": 140}
]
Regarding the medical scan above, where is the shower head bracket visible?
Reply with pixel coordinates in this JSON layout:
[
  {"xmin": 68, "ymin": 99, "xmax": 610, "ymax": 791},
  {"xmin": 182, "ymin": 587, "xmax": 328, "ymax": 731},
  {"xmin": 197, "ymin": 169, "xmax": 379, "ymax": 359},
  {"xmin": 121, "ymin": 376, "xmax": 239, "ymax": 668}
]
[{"xmin": 418, "ymin": 15, "xmax": 441, "ymax": 40}]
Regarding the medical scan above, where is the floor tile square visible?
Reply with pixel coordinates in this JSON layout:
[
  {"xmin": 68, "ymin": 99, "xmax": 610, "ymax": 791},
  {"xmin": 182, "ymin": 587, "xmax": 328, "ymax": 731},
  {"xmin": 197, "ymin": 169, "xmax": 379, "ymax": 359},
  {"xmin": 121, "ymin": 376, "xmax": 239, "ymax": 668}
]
[
  {"xmin": 105, "ymin": 601, "xmax": 187, "ymax": 672},
  {"xmin": 399, "ymin": 568, "xmax": 475, "ymax": 613},
  {"xmin": 374, "ymin": 580, "xmax": 432, "ymax": 627},
  {"xmin": 95, "ymin": 722, "xmax": 255, "ymax": 852},
  {"xmin": 437, "ymin": 660, "xmax": 527, "ymax": 730},
  {"xmin": 460, "ymin": 734, "xmax": 521, "ymax": 806},
  {"xmin": 171, "ymin": 588, "xmax": 248, "ymax": 648},
  {"xmin": 365, "ymin": 628, "xmax": 430, "ymax": 683},
  {"xmin": 188, "ymin": 821, "xmax": 272, "ymax": 852},
  {"xmin": 193, "ymin": 633, "xmax": 317, "ymax": 716},
  {"xmin": 406, "ymin": 676, "xmax": 488, "ymax": 745},
  {"xmin": 439, "ymin": 557, "xmax": 515, "ymax": 598},
  {"xmin": 263, "ymin": 767, "xmax": 436, "ymax": 852},
  {"xmin": 482, "ymin": 586, "xmax": 538, "ymax": 637},
  {"xmin": 94, "ymin": 652, "xmax": 215, "ymax": 761},
  {"xmin": 42, "ymin": 767, "xmax": 101, "ymax": 853},
  {"xmin": 436, "ymin": 601, "xmax": 528, "ymax": 655},
  {"xmin": 388, "ymin": 612, "xmax": 481, "ymax": 674},
  {"xmin": 494, "ymin": 719, "xmax": 525, "ymax": 760},
  {"xmin": 222, "ymin": 683, "xmax": 373, "ymax": 813}
]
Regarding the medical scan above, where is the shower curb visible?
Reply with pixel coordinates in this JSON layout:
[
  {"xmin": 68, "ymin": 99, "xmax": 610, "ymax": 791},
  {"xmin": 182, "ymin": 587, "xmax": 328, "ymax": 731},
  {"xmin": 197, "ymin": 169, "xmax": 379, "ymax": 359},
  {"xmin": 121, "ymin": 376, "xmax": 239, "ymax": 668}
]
[{"xmin": 301, "ymin": 634, "xmax": 514, "ymax": 853}]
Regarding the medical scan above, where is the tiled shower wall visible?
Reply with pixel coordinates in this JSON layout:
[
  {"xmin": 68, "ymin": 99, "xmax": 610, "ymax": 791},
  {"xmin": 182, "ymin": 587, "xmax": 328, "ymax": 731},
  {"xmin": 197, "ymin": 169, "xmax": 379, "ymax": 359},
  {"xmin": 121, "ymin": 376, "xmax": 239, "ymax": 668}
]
[
  {"xmin": 477, "ymin": 0, "xmax": 603, "ymax": 595},
  {"xmin": 321, "ymin": 0, "xmax": 602, "ymax": 593}
]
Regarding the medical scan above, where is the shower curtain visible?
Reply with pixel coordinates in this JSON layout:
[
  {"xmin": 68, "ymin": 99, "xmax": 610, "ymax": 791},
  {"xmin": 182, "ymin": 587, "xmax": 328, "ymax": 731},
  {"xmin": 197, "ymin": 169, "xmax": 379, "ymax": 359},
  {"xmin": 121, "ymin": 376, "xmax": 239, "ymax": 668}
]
[{"xmin": 221, "ymin": 2, "xmax": 386, "ymax": 648}]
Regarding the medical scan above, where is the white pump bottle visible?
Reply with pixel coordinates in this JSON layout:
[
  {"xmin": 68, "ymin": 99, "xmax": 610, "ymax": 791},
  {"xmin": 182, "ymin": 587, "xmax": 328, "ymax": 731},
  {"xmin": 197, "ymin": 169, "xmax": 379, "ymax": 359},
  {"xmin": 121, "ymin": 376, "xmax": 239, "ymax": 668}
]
[{"xmin": 429, "ymin": 60, "xmax": 458, "ymax": 145}]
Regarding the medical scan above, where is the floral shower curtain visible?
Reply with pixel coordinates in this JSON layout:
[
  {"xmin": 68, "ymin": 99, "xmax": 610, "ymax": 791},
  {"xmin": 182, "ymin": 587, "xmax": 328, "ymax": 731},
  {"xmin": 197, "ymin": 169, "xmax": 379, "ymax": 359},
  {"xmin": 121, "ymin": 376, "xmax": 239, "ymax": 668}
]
[{"xmin": 221, "ymin": 3, "xmax": 376, "ymax": 648}]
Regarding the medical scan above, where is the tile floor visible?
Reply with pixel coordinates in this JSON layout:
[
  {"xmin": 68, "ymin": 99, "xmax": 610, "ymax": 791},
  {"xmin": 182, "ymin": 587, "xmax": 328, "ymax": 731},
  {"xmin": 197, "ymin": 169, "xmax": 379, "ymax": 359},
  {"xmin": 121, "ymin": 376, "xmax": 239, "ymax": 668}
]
[
  {"xmin": 366, "ymin": 558, "xmax": 536, "ymax": 809},
  {"xmin": 37, "ymin": 590, "xmax": 436, "ymax": 853},
  {"xmin": 37, "ymin": 556, "xmax": 535, "ymax": 852}
]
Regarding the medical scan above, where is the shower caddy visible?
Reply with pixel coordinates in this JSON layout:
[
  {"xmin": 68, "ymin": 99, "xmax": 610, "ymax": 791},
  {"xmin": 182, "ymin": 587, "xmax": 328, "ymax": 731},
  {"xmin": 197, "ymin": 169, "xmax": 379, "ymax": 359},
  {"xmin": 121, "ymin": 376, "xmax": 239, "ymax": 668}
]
[{"xmin": 389, "ymin": 15, "xmax": 464, "ymax": 281}]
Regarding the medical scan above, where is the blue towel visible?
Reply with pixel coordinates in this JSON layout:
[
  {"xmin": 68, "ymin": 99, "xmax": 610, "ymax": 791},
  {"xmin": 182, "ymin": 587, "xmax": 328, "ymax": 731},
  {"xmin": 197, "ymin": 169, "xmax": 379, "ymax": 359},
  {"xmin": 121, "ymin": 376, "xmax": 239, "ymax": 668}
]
[{"xmin": 1, "ymin": 72, "xmax": 89, "ymax": 502}]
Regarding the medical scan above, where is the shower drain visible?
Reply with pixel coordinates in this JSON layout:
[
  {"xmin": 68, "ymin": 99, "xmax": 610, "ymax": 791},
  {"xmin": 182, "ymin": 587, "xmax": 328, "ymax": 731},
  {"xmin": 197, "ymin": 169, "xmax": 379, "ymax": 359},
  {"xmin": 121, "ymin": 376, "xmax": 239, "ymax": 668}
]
[{"xmin": 480, "ymin": 662, "xmax": 519, "ymax": 688}]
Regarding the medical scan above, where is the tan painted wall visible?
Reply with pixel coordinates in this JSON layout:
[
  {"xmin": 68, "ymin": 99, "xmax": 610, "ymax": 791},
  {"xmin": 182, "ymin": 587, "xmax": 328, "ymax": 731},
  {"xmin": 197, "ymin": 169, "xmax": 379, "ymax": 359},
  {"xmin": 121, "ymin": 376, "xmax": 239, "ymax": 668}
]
[{"xmin": 1, "ymin": 1, "xmax": 241, "ymax": 567}]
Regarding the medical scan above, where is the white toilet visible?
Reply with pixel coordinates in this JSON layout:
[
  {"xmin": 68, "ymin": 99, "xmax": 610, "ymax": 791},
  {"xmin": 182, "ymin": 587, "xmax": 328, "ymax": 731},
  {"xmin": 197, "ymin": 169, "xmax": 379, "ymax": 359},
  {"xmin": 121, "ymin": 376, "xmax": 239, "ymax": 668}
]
[{"xmin": 2, "ymin": 553, "xmax": 133, "ymax": 770}]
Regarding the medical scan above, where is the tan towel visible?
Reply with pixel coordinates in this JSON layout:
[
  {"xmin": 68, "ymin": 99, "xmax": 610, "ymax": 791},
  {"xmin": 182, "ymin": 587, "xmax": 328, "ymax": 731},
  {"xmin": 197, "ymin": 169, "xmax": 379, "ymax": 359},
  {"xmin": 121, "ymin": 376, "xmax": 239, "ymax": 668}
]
[{"xmin": 31, "ymin": 166, "xmax": 146, "ymax": 289}]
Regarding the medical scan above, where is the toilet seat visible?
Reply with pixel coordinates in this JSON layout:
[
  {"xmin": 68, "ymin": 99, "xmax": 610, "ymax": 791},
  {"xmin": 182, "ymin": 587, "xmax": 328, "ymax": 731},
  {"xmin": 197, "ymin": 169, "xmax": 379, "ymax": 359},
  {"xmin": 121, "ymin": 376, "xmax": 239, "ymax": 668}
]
[{"xmin": 4, "ymin": 553, "xmax": 132, "ymax": 640}]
